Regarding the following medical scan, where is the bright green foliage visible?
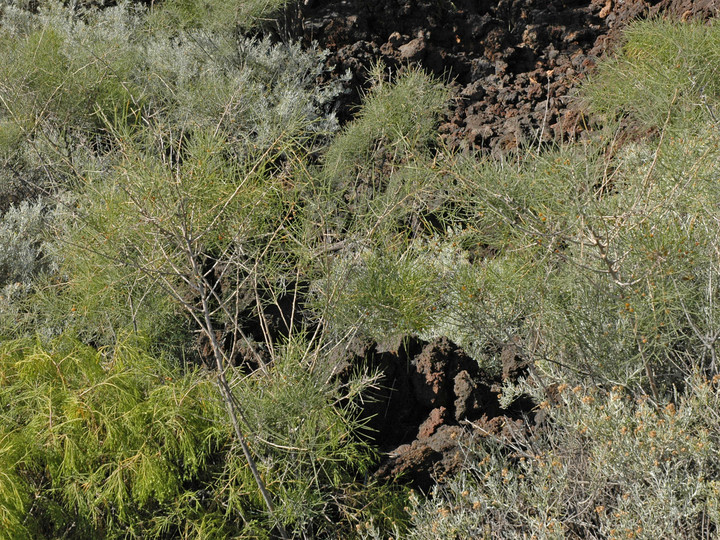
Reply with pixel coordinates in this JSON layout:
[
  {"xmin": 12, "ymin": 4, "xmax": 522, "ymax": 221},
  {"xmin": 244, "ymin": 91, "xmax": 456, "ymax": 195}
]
[
  {"xmin": 318, "ymin": 66, "xmax": 447, "ymax": 241},
  {"xmin": 324, "ymin": 248, "xmax": 442, "ymax": 339},
  {"xmin": 0, "ymin": 336, "xmax": 228, "ymax": 538},
  {"xmin": 0, "ymin": 334, "xmax": 382, "ymax": 538},
  {"xmin": 234, "ymin": 336, "xmax": 379, "ymax": 535},
  {"xmin": 53, "ymin": 123, "xmax": 296, "ymax": 352},
  {"xmin": 0, "ymin": 5, "xmax": 388, "ymax": 533}
]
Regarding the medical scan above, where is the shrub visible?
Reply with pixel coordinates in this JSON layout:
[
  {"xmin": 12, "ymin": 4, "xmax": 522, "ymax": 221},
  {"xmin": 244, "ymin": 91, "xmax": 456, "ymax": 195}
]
[
  {"xmin": 0, "ymin": 198, "xmax": 59, "ymax": 286},
  {"xmin": 0, "ymin": 3, "xmax": 141, "ymax": 169},
  {"xmin": 408, "ymin": 377, "xmax": 720, "ymax": 538},
  {"xmin": 0, "ymin": 1, "xmax": 343, "ymax": 348},
  {"xmin": 583, "ymin": 18, "xmax": 720, "ymax": 131},
  {"xmin": 306, "ymin": 68, "xmax": 450, "ymax": 342},
  {"xmin": 6, "ymin": 5, "xmax": 720, "ymax": 537},
  {"xmin": 139, "ymin": 31, "xmax": 343, "ymax": 153},
  {"xmin": 400, "ymin": 19, "xmax": 720, "ymax": 536},
  {"xmin": 0, "ymin": 333, "xmax": 384, "ymax": 538},
  {"xmin": 0, "ymin": 2, "xmax": 341, "ymax": 200},
  {"xmin": 321, "ymin": 65, "xmax": 447, "ymax": 196},
  {"xmin": 148, "ymin": 0, "xmax": 293, "ymax": 33}
]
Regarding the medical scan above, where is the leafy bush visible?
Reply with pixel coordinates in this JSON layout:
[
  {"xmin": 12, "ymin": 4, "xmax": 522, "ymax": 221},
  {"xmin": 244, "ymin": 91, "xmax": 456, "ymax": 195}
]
[
  {"xmin": 0, "ymin": 2, "xmax": 341, "ymax": 202},
  {"xmin": 0, "ymin": 1, "xmax": 342, "ymax": 347},
  {"xmin": 307, "ymin": 68, "xmax": 450, "ymax": 343},
  {"xmin": 401, "ymin": 18, "xmax": 720, "ymax": 538},
  {"xmin": 0, "ymin": 3, "xmax": 141, "ymax": 174},
  {"xmin": 0, "ymin": 334, "xmax": 384, "ymax": 538}
]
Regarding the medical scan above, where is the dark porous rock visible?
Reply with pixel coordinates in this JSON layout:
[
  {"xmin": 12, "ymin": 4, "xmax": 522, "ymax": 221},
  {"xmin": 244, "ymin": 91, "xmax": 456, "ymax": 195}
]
[
  {"xmin": 454, "ymin": 369, "xmax": 486, "ymax": 422},
  {"xmin": 501, "ymin": 337, "xmax": 529, "ymax": 383},
  {"xmin": 418, "ymin": 406, "xmax": 447, "ymax": 439},
  {"xmin": 398, "ymin": 34, "xmax": 427, "ymax": 62},
  {"xmin": 375, "ymin": 440, "xmax": 440, "ymax": 492},
  {"xmin": 334, "ymin": 334, "xmax": 537, "ymax": 490}
]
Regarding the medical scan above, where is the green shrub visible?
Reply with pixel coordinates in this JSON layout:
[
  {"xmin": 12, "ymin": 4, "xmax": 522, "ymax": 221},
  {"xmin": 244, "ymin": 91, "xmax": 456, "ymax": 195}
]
[
  {"xmin": 6, "ymin": 5, "xmax": 720, "ymax": 537},
  {"xmin": 305, "ymin": 69, "xmax": 450, "ymax": 342},
  {"xmin": 0, "ymin": 333, "xmax": 384, "ymax": 538},
  {"xmin": 320, "ymin": 247, "xmax": 442, "ymax": 340},
  {"xmin": 0, "ymin": 1, "xmax": 342, "ymax": 349},
  {"xmin": 0, "ymin": 2, "xmax": 340, "ymax": 201},
  {"xmin": 322, "ymin": 65, "xmax": 447, "ymax": 194},
  {"xmin": 0, "ymin": 4, "xmax": 141, "ymax": 153},
  {"xmin": 149, "ymin": 0, "xmax": 292, "ymax": 33},
  {"xmin": 0, "ymin": 335, "xmax": 229, "ymax": 538},
  {"xmin": 400, "ymin": 19, "xmax": 720, "ymax": 536},
  {"xmin": 583, "ymin": 18, "xmax": 720, "ymax": 130}
]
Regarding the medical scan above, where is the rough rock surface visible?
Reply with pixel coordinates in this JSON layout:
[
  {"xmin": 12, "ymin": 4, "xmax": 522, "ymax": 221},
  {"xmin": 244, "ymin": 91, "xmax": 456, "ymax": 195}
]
[
  {"xmin": 331, "ymin": 335, "xmax": 534, "ymax": 491},
  {"xmin": 296, "ymin": 0, "xmax": 719, "ymax": 154}
]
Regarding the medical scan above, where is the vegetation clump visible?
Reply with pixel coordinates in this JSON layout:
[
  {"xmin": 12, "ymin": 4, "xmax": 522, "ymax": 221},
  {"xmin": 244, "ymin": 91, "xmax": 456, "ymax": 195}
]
[{"xmin": 1, "ymin": 1, "xmax": 720, "ymax": 537}]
